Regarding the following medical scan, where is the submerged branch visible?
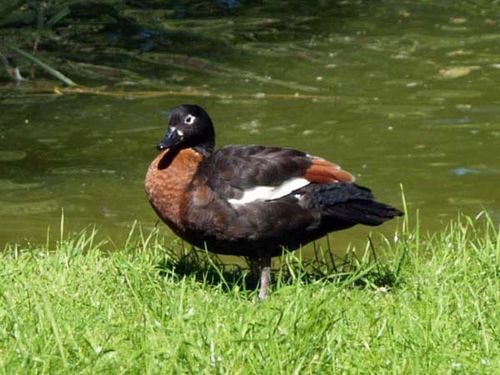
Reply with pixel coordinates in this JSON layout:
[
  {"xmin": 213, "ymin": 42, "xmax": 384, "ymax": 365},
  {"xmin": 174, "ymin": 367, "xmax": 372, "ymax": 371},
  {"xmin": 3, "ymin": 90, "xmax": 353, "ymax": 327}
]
[{"xmin": 0, "ymin": 83, "xmax": 339, "ymax": 102}]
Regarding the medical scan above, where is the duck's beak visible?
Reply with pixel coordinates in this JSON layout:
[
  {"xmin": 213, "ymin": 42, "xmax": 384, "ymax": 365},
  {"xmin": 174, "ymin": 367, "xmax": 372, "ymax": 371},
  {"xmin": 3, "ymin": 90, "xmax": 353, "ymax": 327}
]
[{"xmin": 157, "ymin": 127, "xmax": 183, "ymax": 150}]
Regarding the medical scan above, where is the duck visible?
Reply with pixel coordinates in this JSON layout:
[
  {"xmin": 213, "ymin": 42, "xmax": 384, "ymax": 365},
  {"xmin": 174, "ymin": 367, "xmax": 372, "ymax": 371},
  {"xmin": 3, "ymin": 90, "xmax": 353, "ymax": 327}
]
[{"xmin": 145, "ymin": 104, "xmax": 403, "ymax": 299}]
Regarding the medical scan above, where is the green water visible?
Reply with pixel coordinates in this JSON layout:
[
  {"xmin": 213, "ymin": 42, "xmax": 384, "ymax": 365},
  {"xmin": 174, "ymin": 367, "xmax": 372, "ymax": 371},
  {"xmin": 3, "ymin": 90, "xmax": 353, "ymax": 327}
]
[{"xmin": 1, "ymin": 1, "xmax": 499, "ymax": 253}]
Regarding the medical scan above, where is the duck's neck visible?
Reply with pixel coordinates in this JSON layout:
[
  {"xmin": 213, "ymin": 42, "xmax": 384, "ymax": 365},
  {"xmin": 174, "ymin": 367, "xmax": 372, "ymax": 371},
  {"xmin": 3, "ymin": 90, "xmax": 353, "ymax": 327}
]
[
  {"xmin": 145, "ymin": 148, "xmax": 204, "ymax": 233},
  {"xmin": 191, "ymin": 130, "xmax": 215, "ymax": 157},
  {"xmin": 194, "ymin": 143, "xmax": 214, "ymax": 157}
]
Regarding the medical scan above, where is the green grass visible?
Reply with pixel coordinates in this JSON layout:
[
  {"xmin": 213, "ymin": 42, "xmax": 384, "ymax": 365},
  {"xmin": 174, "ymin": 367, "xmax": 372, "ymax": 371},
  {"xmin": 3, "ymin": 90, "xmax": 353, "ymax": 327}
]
[{"xmin": 0, "ymin": 214, "xmax": 498, "ymax": 374}]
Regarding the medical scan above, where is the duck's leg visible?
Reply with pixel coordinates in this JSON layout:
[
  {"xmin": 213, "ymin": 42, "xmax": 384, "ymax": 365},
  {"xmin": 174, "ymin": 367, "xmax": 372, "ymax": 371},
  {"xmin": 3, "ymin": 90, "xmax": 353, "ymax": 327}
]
[
  {"xmin": 247, "ymin": 256, "xmax": 272, "ymax": 300},
  {"xmin": 258, "ymin": 256, "xmax": 271, "ymax": 300}
]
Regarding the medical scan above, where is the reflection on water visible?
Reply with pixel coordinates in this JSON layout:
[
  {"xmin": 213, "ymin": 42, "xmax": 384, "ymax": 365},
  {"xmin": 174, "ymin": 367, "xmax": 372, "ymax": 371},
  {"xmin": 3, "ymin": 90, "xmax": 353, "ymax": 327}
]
[{"xmin": 0, "ymin": 1, "xmax": 499, "ymax": 252}]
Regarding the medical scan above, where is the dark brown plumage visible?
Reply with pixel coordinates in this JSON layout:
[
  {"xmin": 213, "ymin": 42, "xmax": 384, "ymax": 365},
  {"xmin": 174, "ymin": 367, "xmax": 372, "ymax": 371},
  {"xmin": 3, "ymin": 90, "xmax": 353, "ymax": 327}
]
[{"xmin": 145, "ymin": 104, "xmax": 403, "ymax": 299}]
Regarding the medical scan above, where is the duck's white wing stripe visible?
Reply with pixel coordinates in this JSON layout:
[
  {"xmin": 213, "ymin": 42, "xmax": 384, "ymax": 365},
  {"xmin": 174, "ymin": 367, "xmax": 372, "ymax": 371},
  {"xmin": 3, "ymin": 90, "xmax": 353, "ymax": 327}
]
[{"xmin": 228, "ymin": 177, "xmax": 310, "ymax": 207}]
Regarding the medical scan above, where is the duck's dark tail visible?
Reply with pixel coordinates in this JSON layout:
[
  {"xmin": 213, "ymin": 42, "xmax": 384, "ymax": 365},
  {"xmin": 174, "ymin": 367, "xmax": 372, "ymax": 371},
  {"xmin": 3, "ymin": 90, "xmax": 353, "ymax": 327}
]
[{"xmin": 313, "ymin": 183, "xmax": 403, "ymax": 230}]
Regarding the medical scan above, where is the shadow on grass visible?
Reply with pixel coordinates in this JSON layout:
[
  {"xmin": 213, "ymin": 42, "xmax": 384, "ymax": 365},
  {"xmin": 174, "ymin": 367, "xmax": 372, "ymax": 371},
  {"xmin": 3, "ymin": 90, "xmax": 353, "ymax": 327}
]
[
  {"xmin": 156, "ymin": 248, "xmax": 260, "ymax": 293},
  {"xmin": 155, "ymin": 238, "xmax": 406, "ymax": 296}
]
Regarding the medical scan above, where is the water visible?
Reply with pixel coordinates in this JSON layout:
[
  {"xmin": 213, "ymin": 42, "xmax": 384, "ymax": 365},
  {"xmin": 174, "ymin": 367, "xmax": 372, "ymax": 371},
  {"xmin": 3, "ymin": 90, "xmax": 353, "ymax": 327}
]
[{"xmin": 1, "ymin": 1, "xmax": 499, "ymax": 253}]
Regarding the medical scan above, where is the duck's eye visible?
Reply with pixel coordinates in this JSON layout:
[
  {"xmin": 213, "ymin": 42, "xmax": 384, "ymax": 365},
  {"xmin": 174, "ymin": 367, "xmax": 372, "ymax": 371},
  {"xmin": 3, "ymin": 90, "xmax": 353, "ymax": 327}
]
[{"xmin": 184, "ymin": 114, "xmax": 196, "ymax": 125}]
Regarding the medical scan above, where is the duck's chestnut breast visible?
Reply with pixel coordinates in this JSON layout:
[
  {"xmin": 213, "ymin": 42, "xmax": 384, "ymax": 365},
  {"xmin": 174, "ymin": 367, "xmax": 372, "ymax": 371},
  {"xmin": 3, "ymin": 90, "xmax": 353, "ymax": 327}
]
[{"xmin": 145, "ymin": 148, "xmax": 203, "ymax": 233}]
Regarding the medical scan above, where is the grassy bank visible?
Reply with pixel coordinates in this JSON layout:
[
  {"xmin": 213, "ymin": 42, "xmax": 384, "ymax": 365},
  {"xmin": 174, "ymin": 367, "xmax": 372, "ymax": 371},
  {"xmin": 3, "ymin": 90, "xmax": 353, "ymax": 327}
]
[{"xmin": 0, "ymin": 214, "xmax": 498, "ymax": 374}]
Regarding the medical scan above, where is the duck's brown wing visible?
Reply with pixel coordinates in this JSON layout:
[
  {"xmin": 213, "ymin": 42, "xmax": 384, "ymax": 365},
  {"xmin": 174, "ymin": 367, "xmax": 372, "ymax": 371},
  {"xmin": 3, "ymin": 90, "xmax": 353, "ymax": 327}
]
[
  {"xmin": 184, "ymin": 145, "xmax": 400, "ymax": 256},
  {"xmin": 194, "ymin": 145, "xmax": 354, "ymax": 202}
]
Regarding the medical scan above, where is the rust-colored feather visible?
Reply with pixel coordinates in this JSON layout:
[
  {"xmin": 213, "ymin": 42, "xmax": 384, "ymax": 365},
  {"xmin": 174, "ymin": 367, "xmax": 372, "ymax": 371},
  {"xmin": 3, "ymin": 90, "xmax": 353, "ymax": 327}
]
[
  {"xmin": 304, "ymin": 158, "xmax": 355, "ymax": 183},
  {"xmin": 145, "ymin": 148, "xmax": 203, "ymax": 233}
]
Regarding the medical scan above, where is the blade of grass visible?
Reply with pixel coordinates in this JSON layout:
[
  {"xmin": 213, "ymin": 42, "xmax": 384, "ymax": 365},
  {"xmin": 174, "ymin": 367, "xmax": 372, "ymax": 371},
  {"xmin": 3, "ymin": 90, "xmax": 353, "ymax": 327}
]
[
  {"xmin": 7, "ymin": 45, "xmax": 77, "ymax": 86},
  {"xmin": 38, "ymin": 286, "xmax": 68, "ymax": 366},
  {"xmin": 46, "ymin": 4, "xmax": 71, "ymax": 27}
]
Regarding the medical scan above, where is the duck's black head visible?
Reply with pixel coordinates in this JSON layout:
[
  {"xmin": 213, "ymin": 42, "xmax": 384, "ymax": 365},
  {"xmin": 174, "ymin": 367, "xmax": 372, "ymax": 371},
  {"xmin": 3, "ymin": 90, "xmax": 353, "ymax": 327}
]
[{"xmin": 157, "ymin": 104, "xmax": 215, "ymax": 155}]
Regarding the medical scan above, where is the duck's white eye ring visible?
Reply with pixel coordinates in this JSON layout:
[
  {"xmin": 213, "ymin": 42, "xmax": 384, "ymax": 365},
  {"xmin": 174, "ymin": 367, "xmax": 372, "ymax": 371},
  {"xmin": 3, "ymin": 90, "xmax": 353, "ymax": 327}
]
[{"xmin": 184, "ymin": 114, "xmax": 196, "ymax": 125}]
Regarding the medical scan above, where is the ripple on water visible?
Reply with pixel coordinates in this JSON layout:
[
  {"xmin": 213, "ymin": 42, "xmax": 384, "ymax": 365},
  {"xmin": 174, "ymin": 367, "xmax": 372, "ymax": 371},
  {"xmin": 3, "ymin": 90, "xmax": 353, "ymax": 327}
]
[
  {"xmin": 451, "ymin": 166, "xmax": 500, "ymax": 176},
  {"xmin": 50, "ymin": 166, "xmax": 115, "ymax": 175},
  {"xmin": 0, "ymin": 179, "xmax": 44, "ymax": 191},
  {"xmin": 411, "ymin": 86, "xmax": 484, "ymax": 99},
  {"xmin": 438, "ymin": 66, "xmax": 477, "ymax": 79},
  {"xmin": 0, "ymin": 150, "xmax": 27, "ymax": 161},
  {"xmin": 0, "ymin": 200, "xmax": 59, "ymax": 215},
  {"xmin": 50, "ymin": 167, "xmax": 93, "ymax": 175},
  {"xmin": 450, "ymin": 167, "xmax": 481, "ymax": 176}
]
